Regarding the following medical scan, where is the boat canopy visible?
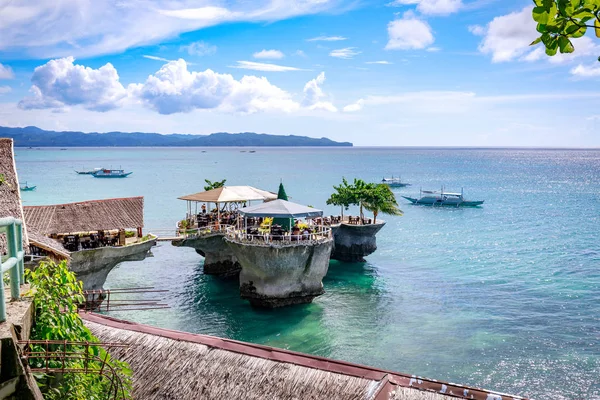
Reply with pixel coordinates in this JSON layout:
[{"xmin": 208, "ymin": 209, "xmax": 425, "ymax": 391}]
[
  {"xmin": 421, "ymin": 190, "xmax": 462, "ymax": 197},
  {"xmin": 239, "ymin": 199, "xmax": 323, "ymax": 218},
  {"xmin": 178, "ymin": 186, "xmax": 276, "ymax": 204}
]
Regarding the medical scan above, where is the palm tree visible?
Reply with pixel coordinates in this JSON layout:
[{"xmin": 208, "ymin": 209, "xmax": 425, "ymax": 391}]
[
  {"xmin": 326, "ymin": 178, "xmax": 358, "ymax": 219},
  {"xmin": 362, "ymin": 184, "xmax": 403, "ymax": 224},
  {"xmin": 351, "ymin": 178, "xmax": 371, "ymax": 221},
  {"xmin": 204, "ymin": 179, "xmax": 226, "ymax": 191}
]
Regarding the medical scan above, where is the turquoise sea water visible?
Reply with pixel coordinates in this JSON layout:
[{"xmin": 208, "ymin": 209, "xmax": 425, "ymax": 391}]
[{"xmin": 14, "ymin": 147, "xmax": 600, "ymax": 399}]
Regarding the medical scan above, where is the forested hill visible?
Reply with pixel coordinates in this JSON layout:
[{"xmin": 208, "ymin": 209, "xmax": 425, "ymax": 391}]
[{"xmin": 0, "ymin": 126, "xmax": 352, "ymax": 147}]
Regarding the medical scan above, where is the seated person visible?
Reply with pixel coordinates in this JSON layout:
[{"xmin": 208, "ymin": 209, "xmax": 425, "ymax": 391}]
[
  {"xmin": 291, "ymin": 226, "xmax": 300, "ymax": 240},
  {"xmin": 302, "ymin": 228, "xmax": 310, "ymax": 240}
]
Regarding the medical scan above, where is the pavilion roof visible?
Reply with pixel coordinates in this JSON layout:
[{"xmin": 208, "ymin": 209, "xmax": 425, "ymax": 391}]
[
  {"xmin": 24, "ymin": 197, "xmax": 144, "ymax": 235},
  {"xmin": 178, "ymin": 186, "xmax": 276, "ymax": 203},
  {"xmin": 239, "ymin": 199, "xmax": 323, "ymax": 218}
]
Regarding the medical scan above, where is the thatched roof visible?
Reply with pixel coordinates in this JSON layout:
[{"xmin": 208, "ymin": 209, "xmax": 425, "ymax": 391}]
[
  {"xmin": 23, "ymin": 197, "xmax": 144, "ymax": 235},
  {"xmin": 82, "ymin": 313, "xmax": 525, "ymax": 400},
  {"xmin": 0, "ymin": 138, "xmax": 29, "ymax": 255},
  {"xmin": 27, "ymin": 231, "xmax": 70, "ymax": 260}
]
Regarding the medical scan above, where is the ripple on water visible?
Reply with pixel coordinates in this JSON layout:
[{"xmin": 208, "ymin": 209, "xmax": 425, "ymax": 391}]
[{"xmin": 19, "ymin": 147, "xmax": 600, "ymax": 399}]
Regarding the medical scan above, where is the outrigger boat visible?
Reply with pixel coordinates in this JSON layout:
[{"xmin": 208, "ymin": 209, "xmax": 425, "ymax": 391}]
[
  {"xmin": 381, "ymin": 176, "xmax": 410, "ymax": 188},
  {"xmin": 402, "ymin": 188, "xmax": 484, "ymax": 207},
  {"xmin": 20, "ymin": 181, "xmax": 36, "ymax": 191},
  {"xmin": 92, "ymin": 169, "xmax": 132, "ymax": 178},
  {"xmin": 75, "ymin": 167, "xmax": 102, "ymax": 175}
]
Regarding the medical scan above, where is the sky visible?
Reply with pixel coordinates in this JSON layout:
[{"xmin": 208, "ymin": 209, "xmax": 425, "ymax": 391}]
[{"xmin": 0, "ymin": 0, "xmax": 599, "ymax": 147}]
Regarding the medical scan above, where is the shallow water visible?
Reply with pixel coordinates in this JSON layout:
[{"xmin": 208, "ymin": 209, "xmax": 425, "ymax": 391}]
[{"xmin": 15, "ymin": 147, "xmax": 600, "ymax": 399}]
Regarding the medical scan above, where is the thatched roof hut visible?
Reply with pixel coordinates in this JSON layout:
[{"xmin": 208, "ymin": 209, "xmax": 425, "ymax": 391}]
[
  {"xmin": 0, "ymin": 138, "xmax": 29, "ymax": 255},
  {"xmin": 82, "ymin": 313, "xmax": 524, "ymax": 400},
  {"xmin": 24, "ymin": 197, "xmax": 144, "ymax": 235},
  {"xmin": 27, "ymin": 231, "xmax": 70, "ymax": 260}
]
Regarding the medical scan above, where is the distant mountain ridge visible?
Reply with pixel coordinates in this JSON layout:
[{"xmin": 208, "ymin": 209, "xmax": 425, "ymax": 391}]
[{"xmin": 0, "ymin": 126, "xmax": 353, "ymax": 147}]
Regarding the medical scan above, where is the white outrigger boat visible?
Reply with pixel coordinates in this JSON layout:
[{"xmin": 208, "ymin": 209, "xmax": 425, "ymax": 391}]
[
  {"xmin": 402, "ymin": 188, "xmax": 484, "ymax": 207},
  {"xmin": 381, "ymin": 176, "xmax": 411, "ymax": 188}
]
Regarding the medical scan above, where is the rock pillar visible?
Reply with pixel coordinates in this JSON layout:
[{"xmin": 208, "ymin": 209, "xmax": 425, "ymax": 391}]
[
  {"xmin": 172, "ymin": 233, "xmax": 241, "ymax": 277},
  {"xmin": 330, "ymin": 222, "xmax": 385, "ymax": 262},
  {"xmin": 225, "ymin": 238, "xmax": 333, "ymax": 307}
]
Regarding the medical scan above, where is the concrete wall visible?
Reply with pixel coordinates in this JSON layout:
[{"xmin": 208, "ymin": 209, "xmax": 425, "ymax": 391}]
[
  {"xmin": 70, "ymin": 239, "xmax": 156, "ymax": 290},
  {"xmin": 226, "ymin": 238, "xmax": 333, "ymax": 308},
  {"xmin": 172, "ymin": 233, "xmax": 240, "ymax": 277},
  {"xmin": 331, "ymin": 222, "xmax": 385, "ymax": 262}
]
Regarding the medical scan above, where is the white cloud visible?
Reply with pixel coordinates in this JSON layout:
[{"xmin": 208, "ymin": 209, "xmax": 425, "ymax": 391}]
[
  {"xmin": 342, "ymin": 91, "xmax": 600, "ymax": 113},
  {"xmin": 294, "ymin": 50, "xmax": 307, "ymax": 57},
  {"xmin": 366, "ymin": 61, "xmax": 392, "ymax": 64},
  {"xmin": 570, "ymin": 64, "xmax": 600, "ymax": 78},
  {"xmin": 18, "ymin": 57, "xmax": 129, "ymax": 112},
  {"xmin": 0, "ymin": 1, "xmax": 340, "ymax": 58},
  {"xmin": 468, "ymin": 25, "xmax": 485, "ymax": 36},
  {"xmin": 477, "ymin": 6, "xmax": 538, "ymax": 62},
  {"xmin": 416, "ymin": 0, "xmax": 462, "ymax": 15},
  {"xmin": 231, "ymin": 61, "xmax": 303, "ymax": 72},
  {"xmin": 302, "ymin": 72, "xmax": 337, "ymax": 112},
  {"xmin": 143, "ymin": 55, "xmax": 172, "ymax": 62},
  {"xmin": 387, "ymin": 0, "xmax": 420, "ymax": 5},
  {"xmin": 181, "ymin": 41, "xmax": 217, "ymax": 56},
  {"xmin": 0, "ymin": 86, "xmax": 11, "ymax": 94},
  {"xmin": 158, "ymin": 6, "xmax": 233, "ymax": 20},
  {"xmin": 343, "ymin": 99, "xmax": 364, "ymax": 112},
  {"xmin": 17, "ymin": 58, "xmax": 338, "ymax": 116},
  {"xmin": 307, "ymin": 36, "xmax": 347, "ymax": 42},
  {"xmin": 329, "ymin": 47, "xmax": 361, "ymax": 59},
  {"xmin": 385, "ymin": 11, "xmax": 434, "ymax": 50},
  {"xmin": 0, "ymin": 63, "xmax": 14, "ymax": 80},
  {"xmin": 386, "ymin": 0, "xmax": 462, "ymax": 15},
  {"xmin": 133, "ymin": 59, "xmax": 299, "ymax": 114},
  {"xmin": 426, "ymin": 47, "xmax": 441, "ymax": 52},
  {"xmin": 253, "ymin": 49, "xmax": 284, "ymax": 59}
]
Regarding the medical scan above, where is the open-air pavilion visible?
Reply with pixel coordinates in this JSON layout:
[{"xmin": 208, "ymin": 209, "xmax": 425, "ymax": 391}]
[
  {"xmin": 178, "ymin": 185, "xmax": 276, "ymax": 232},
  {"xmin": 231, "ymin": 199, "xmax": 331, "ymax": 244}
]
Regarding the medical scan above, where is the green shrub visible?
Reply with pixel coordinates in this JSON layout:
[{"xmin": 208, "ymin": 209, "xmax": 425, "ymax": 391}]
[{"xmin": 26, "ymin": 261, "xmax": 132, "ymax": 400}]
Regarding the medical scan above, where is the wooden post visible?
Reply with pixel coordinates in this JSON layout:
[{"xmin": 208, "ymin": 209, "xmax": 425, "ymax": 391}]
[
  {"xmin": 118, "ymin": 229, "xmax": 126, "ymax": 246},
  {"xmin": 137, "ymin": 227, "xmax": 142, "ymax": 237}
]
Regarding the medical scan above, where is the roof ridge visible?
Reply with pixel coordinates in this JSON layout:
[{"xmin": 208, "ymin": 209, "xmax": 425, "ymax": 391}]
[{"xmin": 23, "ymin": 196, "xmax": 144, "ymax": 209}]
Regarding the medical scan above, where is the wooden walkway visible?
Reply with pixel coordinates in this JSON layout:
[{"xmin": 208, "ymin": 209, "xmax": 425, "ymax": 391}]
[{"xmin": 155, "ymin": 237, "xmax": 180, "ymax": 242}]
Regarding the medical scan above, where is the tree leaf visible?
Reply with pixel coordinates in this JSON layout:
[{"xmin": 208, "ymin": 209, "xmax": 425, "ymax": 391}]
[
  {"xmin": 530, "ymin": 37, "xmax": 543, "ymax": 46},
  {"xmin": 558, "ymin": 36, "xmax": 575, "ymax": 53},
  {"xmin": 541, "ymin": 32, "xmax": 553, "ymax": 46},
  {"xmin": 596, "ymin": 18, "xmax": 600, "ymax": 38},
  {"xmin": 533, "ymin": 6, "xmax": 550, "ymax": 23},
  {"xmin": 545, "ymin": 36, "xmax": 559, "ymax": 55},
  {"xmin": 546, "ymin": 45, "xmax": 559, "ymax": 55}
]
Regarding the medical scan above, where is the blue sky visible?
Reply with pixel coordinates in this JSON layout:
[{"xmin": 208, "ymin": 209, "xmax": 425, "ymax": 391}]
[{"xmin": 0, "ymin": 0, "xmax": 599, "ymax": 146}]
